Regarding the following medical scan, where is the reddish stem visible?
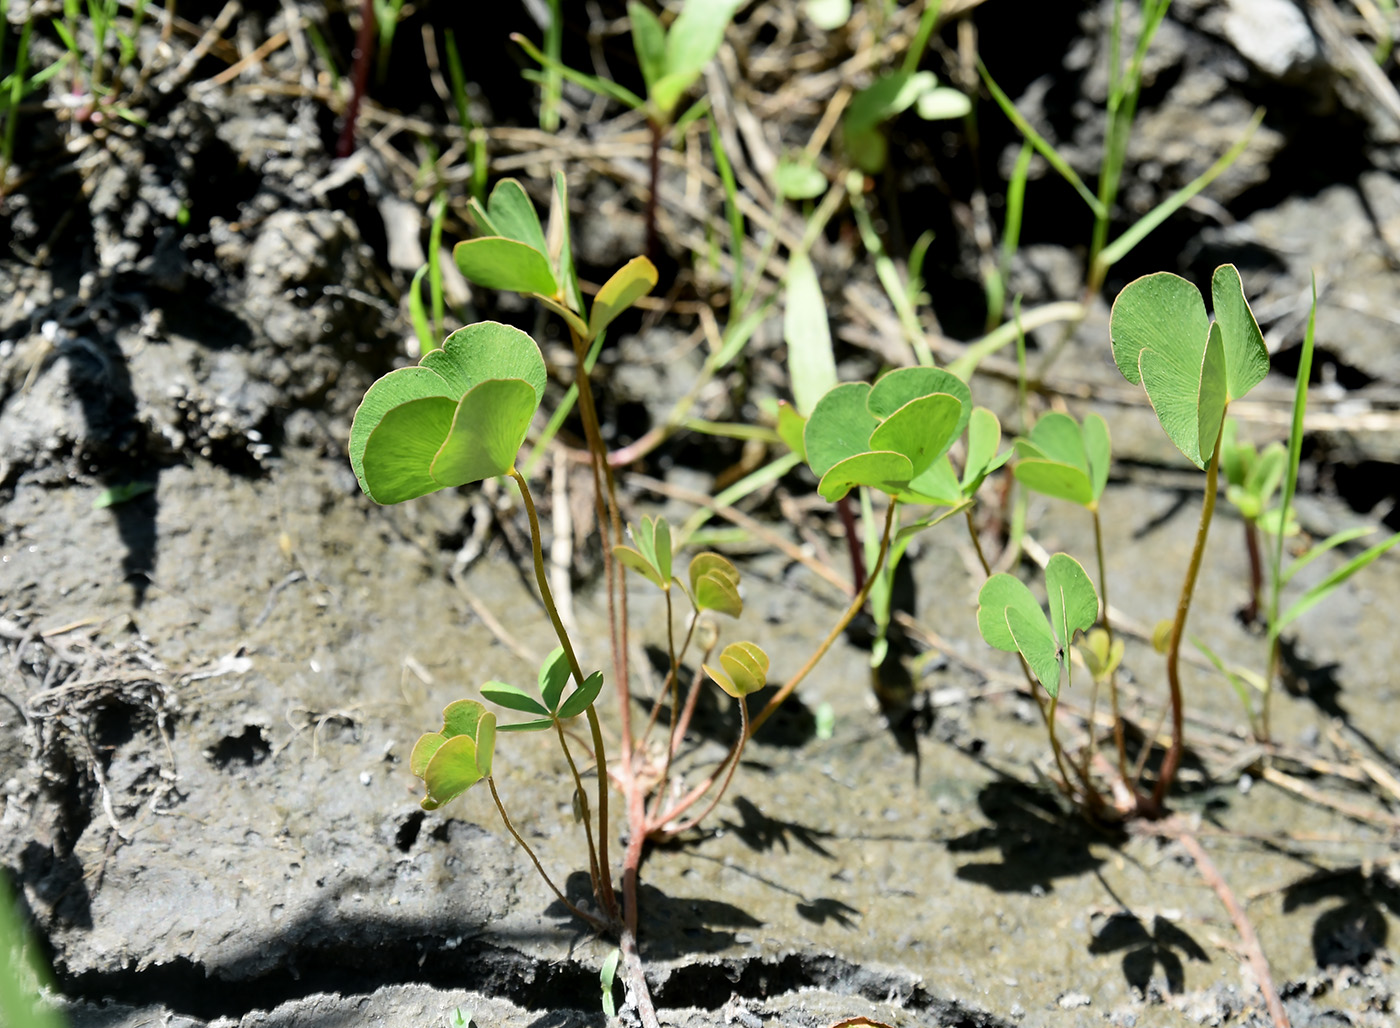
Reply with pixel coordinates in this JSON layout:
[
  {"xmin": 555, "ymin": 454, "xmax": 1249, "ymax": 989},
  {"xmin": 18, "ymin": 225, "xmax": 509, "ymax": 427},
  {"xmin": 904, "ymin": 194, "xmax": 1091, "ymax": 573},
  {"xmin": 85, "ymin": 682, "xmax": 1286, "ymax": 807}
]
[{"xmin": 336, "ymin": 0, "xmax": 377, "ymax": 157}]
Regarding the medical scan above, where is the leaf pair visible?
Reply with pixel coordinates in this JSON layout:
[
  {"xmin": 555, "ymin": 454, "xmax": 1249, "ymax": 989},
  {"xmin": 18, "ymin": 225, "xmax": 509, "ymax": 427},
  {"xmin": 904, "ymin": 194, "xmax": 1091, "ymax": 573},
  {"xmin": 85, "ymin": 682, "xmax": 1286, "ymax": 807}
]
[
  {"xmin": 612, "ymin": 517, "xmax": 743, "ymax": 618},
  {"xmin": 349, "ymin": 322, "xmax": 546, "ymax": 504},
  {"xmin": 411, "ymin": 700, "xmax": 497, "ymax": 811},
  {"xmin": 1014, "ymin": 412, "xmax": 1110, "ymax": 509},
  {"xmin": 977, "ymin": 554, "xmax": 1098, "ymax": 699},
  {"xmin": 704, "ymin": 640, "xmax": 770, "ymax": 698},
  {"xmin": 454, "ymin": 177, "xmax": 658, "ymax": 342},
  {"xmin": 843, "ymin": 70, "xmax": 972, "ymax": 173},
  {"xmin": 480, "ymin": 647, "xmax": 605, "ymax": 732},
  {"xmin": 629, "ymin": 0, "xmax": 743, "ymax": 119},
  {"xmin": 613, "ymin": 515, "xmax": 674, "ymax": 590},
  {"xmin": 1110, "ymin": 264, "xmax": 1269, "ymax": 469},
  {"xmin": 802, "ymin": 367, "xmax": 972, "ymax": 503}
]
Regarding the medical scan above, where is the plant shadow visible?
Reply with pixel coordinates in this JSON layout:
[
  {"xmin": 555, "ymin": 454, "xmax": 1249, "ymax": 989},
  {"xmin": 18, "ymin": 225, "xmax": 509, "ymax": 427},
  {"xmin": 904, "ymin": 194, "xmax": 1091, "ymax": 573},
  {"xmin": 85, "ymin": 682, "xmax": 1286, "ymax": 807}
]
[
  {"xmin": 1282, "ymin": 865, "xmax": 1400, "ymax": 969},
  {"xmin": 945, "ymin": 780, "xmax": 1116, "ymax": 893},
  {"xmin": 1088, "ymin": 911, "xmax": 1209, "ymax": 994}
]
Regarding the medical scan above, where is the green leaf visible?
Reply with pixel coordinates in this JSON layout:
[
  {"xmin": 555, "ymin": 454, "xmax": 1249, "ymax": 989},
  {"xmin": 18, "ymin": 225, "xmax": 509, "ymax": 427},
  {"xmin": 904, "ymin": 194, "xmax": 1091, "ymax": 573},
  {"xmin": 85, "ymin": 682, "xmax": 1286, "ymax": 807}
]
[
  {"xmin": 775, "ymin": 156, "xmax": 827, "ymax": 200},
  {"xmin": 421, "ymin": 734, "xmax": 483, "ymax": 809},
  {"xmin": 868, "ymin": 393, "xmax": 963, "ymax": 477},
  {"xmin": 475, "ymin": 713, "xmax": 496, "ymax": 777},
  {"xmin": 615, "ymin": 545, "xmax": 666, "ymax": 588},
  {"xmin": 484, "ymin": 178, "xmax": 550, "ymax": 255},
  {"xmin": 805, "ymin": 0, "xmax": 851, "ymax": 30},
  {"xmin": 1277, "ymin": 531, "xmax": 1400, "ymax": 631},
  {"xmin": 429, "ymin": 378, "xmax": 539, "ymax": 485},
  {"xmin": 410, "ymin": 732, "xmax": 445, "ymax": 778},
  {"xmin": 648, "ymin": 516, "xmax": 673, "ymax": 582},
  {"xmin": 496, "ymin": 718, "xmax": 555, "ymax": 733},
  {"xmin": 441, "ymin": 699, "xmax": 489, "ymax": 739},
  {"xmin": 1281, "ymin": 526, "xmax": 1373, "ymax": 586},
  {"xmin": 804, "ymin": 382, "xmax": 877, "ymax": 478},
  {"xmin": 785, "ymin": 251, "xmax": 839, "ymax": 416},
  {"xmin": 1005, "ymin": 604, "xmax": 1061, "ymax": 698},
  {"xmin": 976, "ymin": 573, "xmax": 1048, "ymax": 653},
  {"xmin": 351, "ymin": 323, "xmax": 546, "ymax": 503},
  {"xmin": 705, "ymin": 640, "xmax": 769, "ymax": 698},
  {"xmin": 915, "ymin": 85, "xmax": 972, "ymax": 121},
  {"xmin": 1110, "ymin": 271, "xmax": 1207, "ymax": 389},
  {"xmin": 92, "ymin": 480, "xmax": 154, "ymax": 509},
  {"xmin": 690, "ymin": 552, "xmax": 742, "ymax": 617},
  {"xmin": 817, "ymin": 450, "xmax": 914, "ymax": 502},
  {"xmin": 962, "ymin": 407, "xmax": 1002, "ymax": 490},
  {"xmin": 453, "ymin": 237, "xmax": 558, "ymax": 297},
  {"xmin": 1083, "ymin": 412, "xmax": 1111, "ymax": 502},
  {"xmin": 408, "ymin": 264, "xmax": 435, "ymax": 355},
  {"xmin": 1210, "ymin": 264, "xmax": 1269, "ymax": 402},
  {"xmin": 1045, "ymin": 553, "xmax": 1098, "ymax": 646},
  {"xmin": 362, "ymin": 395, "xmax": 460, "ymax": 503},
  {"xmin": 1025, "ymin": 412, "xmax": 1089, "ymax": 476},
  {"xmin": 845, "ymin": 70, "xmax": 933, "ymax": 134},
  {"xmin": 1013, "ymin": 459, "xmax": 1093, "ymax": 506},
  {"xmin": 1194, "ymin": 321, "xmax": 1228, "ymax": 466},
  {"xmin": 629, "ymin": 2, "xmax": 667, "ymax": 91},
  {"xmin": 867, "ymin": 367, "xmax": 972, "ymax": 439},
  {"xmin": 558, "ymin": 670, "xmax": 605, "ymax": 719},
  {"xmin": 900, "ymin": 455, "xmax": 962, "ymax": 506},
  {"xmin": 588, "ymin": 256, "xmax": 658, "ymax": 340},
  {"xmin": 776, "ymin": 401, "xmax": 807, "ymax": 460},
  {"xmin": 538, "ymin": 647, "xmax": 571, "ymax": 712},
  {"xmin": 654, "ymin": 0, "xmax": 742, "ymax": 115},
  {"xmin": 551, "ymin": 171, "xmax": 586, "ymax": 317},
  {"xmin": 480, "ymin": 681, "xmax": 551, "ymax": 716}
]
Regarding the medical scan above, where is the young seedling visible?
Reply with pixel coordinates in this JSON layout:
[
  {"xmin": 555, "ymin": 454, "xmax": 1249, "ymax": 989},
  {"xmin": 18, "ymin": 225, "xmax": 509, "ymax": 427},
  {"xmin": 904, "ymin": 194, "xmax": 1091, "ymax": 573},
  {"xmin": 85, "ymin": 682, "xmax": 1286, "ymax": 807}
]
[
  {"xmin": 976, "ymin": 554, "xmax": 1100, "ymax": 807},
  {"xmin": 1218, "ymin": 417, "xmax": 1289, "ymax": 625},
  {"xmin": 841, "ymin": 1, "xmax": 970, "ymax": 174},
  {"xmin": 1011, "ymin": 411, "xmax": 1124, "ymax": 775},
  {"xmin": 1109, "ymin": 263, "xmax": 1269, "ymax": 810},
  {"xmin": 513, "ymin": 0, "xmax": 743, "ymax": 258}
]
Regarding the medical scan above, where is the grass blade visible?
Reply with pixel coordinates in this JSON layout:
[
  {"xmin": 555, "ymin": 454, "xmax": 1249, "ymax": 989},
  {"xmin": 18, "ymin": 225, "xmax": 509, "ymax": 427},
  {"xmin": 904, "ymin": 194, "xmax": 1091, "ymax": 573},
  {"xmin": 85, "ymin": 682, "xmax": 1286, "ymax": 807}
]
[{"xmin": 1277, "ymin": 531, "xmax": 1400, "ymax": 631}]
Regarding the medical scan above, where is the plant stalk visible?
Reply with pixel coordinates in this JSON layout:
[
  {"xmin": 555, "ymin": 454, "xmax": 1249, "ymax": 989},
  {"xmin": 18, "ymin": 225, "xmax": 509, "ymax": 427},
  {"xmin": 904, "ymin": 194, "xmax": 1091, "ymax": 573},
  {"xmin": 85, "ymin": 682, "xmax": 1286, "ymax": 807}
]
[
  {"xmin": 748, "ymin": 502, "xmax": 897, "ymax": 737},
  {"xmin": 1093, "ymin": 506, "xmax": 1128, "ymax": 778},
  {"xmin": 1152, "ymin": 426, "xmax": 1225, "ymax": 811},
  {"xmin": 509, "ymin": 469, "xmax": 617, "ymax": 916}
]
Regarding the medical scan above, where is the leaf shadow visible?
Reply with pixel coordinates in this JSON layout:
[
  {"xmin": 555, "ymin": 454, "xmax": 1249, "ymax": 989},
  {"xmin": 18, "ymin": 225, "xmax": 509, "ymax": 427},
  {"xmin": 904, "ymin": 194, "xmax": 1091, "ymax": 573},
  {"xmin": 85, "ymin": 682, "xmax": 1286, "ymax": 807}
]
[
  {"xmin": 1283, "ymin": 865, "xmax": 1400, "ymax": 969},
  {"xmin": 1088, "ymin": 912, "xmax": 1208, "ymax": 994},
  {"xmin": 945, "ymin": 780, "xmax": 1115, "ymax": 893}
]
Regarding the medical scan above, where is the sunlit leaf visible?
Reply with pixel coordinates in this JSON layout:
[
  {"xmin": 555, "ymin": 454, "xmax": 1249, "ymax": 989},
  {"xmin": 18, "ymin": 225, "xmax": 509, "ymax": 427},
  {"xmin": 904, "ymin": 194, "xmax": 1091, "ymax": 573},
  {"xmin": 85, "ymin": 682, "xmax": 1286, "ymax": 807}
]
[
  {"xmin": 538, "ymin": 646, "xmax": 571, "ymax": 712},
  {"xmin": 804, "ymin": 382, "xmax": 877, "ymax": 478},
  {"xmin": 589, "ymin": 256, "xmax": 658, "ymax": 340},
  {"xmin": 817, "ymin": 450, "xmax": 913, "ymax": 502},
  {"xmin": 705, "ymin": 640, "xmax": 769, "ymax": 698},
  {"xmin": 480, "ymin": 681, "xmax": 551, "ymax": 716},
  {"xmin": 422, "ymin": 734, "xmax": 483, "ymax": 809},
  {"xmin": 453, "ymin": 237, "xmax": 557, "ymax": 297},
  {"xmin": 558, "ymin": 670, "xmax": 605, "ymax": 718},
  {"xmin": 786, "ymin": 251, "xmax": 839, "ymax": 416}
]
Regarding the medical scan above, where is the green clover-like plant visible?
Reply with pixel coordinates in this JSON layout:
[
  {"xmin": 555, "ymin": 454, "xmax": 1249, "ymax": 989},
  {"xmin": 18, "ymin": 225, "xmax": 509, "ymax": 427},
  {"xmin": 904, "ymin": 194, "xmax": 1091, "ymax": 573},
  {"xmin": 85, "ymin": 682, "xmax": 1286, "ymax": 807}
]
[
  {"xmin": 1110, "ymin": 264, "xmax": 1268, "ymax": 469},
  {"xmin": 411, "ymin": 699, "xmax": 498, "ymax": 810},
  {"xmin": 455, "ymin": 176, "xmax": 658, "ymax": 345},
  {"xmin": 704, "ymin": 640, "xmax": 769, "ymax": 699},
  {"xmin": 977, "ymin": 554, "xmax": 1098, "ymax": 700},
  {"xmin": 614, "ymin": 515, "xmax": 674, "ymax": 591},
  {"xmin": 1014, "ymin": 411, "xmax": 1111, "ymax": 509},
  {"xmin": 349, "ymin": 321, "xmax": 547, "ymax": 504},
  {"xmin": 803, "ymin": 367, "xmax": 972, "ymax": 503},
  {"xmin": 688, "ymin": 552, "xmax": 742, "ymax": 618},
  {"xmin": 844, "ymin": 69, "xmax": 972, "ymax": 174},
  {"xmin": 480, "ymin": 647, "xmax": 606, "ymax": 732}
]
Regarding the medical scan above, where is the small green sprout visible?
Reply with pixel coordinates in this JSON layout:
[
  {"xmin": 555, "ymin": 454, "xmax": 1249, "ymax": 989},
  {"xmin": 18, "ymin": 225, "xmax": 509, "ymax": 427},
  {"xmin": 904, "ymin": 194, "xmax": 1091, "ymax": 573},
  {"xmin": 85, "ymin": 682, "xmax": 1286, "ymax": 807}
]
[
  {"xmin": 600, "ymin": 948, "xmax": 621, "ymax": 1018},
  {"xmin": 843, "ymin": 70, "xmax": 971, "ymax": 174},
  {"xmin": 480, "ymin": 648, "xmax": 606, "ymax": 733},
  {"xmin": 410, "ymin": 700, "xmax": 497, "ymax": 811},
  {"xmin": 1014, "ymin": 412, "xmax": 1111, "ymax": 510},
  {"xmin": 977, "ymin": 554, "xmax": 1098, "ymax": 701}
]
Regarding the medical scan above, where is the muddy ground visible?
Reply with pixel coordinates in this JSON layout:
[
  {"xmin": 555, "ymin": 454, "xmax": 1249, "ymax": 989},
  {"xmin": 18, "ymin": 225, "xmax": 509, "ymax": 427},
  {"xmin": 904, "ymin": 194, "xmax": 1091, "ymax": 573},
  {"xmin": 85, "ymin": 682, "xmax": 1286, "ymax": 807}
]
[{"xmin": 3, "ymin": 1, "xmax": 1400, "ymax": 1026}]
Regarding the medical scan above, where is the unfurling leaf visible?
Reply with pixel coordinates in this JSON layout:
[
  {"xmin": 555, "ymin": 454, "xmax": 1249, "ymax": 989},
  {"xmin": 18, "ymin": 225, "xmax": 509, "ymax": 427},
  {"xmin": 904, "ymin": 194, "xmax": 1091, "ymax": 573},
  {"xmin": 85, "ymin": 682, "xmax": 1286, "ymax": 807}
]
[
  {"xmin": 690, "ymin": 553, "xmax": 742, "ymax": 617},
  {"xmin": 705, "ymin": 641, "xmax": 770, "ymax": 698}
]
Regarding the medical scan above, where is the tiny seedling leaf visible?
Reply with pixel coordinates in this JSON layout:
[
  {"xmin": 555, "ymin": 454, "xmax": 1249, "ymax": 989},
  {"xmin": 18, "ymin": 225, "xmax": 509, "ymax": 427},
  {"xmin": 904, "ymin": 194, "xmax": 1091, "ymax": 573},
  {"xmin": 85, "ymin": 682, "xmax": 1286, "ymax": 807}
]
[
  {"xmin": 558, "ymin": 670, "xmax": 605, "ymax": 719},
  {"xmin": 421, "ymin": 734, "xmax": 483, "ymax": 809},
  {"xmin": 705, "ymin": 640, "xmax": 770, "ymax": 698},
  {"xmin": 775, "ymin": 156, "xmax": 827, "ymax": 200},
  {"xmin": 629, "ymin": 2, "xmax": 667, "ymax": 91},
  {"xmin": 693, "ymin": 569, "xmax": 743, "ymax": 618},
  {"xmin": 785, "ymin": 251, "xmax": 839, "ymax": 416},
  {"xmin": 1014, "ymin": 458, "xmax": 1094, "ymax": 507},
  {"xmin": 915, "ymin": 85, "xmax": 972, "ymax": 120},
  {"xmin": 480, "ymin": 681, "xmax": 551, "ymax": 716},
  {"xmin": 496, "ymin": 718, "xmax": 555, "ymax": 733},
  {"xmin": 453, "ymin": 237, "xmax": 558, "ymax": 297},
  {"xmin": 962, "ymin": 407, "xmax": 1002, "ymax": 490},
  {"xmin": 654, "ymin": 0, "xmax": 743, "ymax": 115},
  {"xmin": 614, "ymin": 545, "xmax": 666, "ymax": 589},
  {"xmin": 538, "ymin": 646, "xmax": 571, "ymax": 712},
  {"xmin": 776, "ymin": 401, "xmax": 808, "ymax": 460},
  {"xmin": 589, "ymin": 256, "xmax": 659, "ymax": 340},
  {"xmin": 410, "ymin": 732, "xmax": 446, "ymax": 778},
  {"xmin": 92, "ymin": 480, "xmax": 154, "ymax": 509}
]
